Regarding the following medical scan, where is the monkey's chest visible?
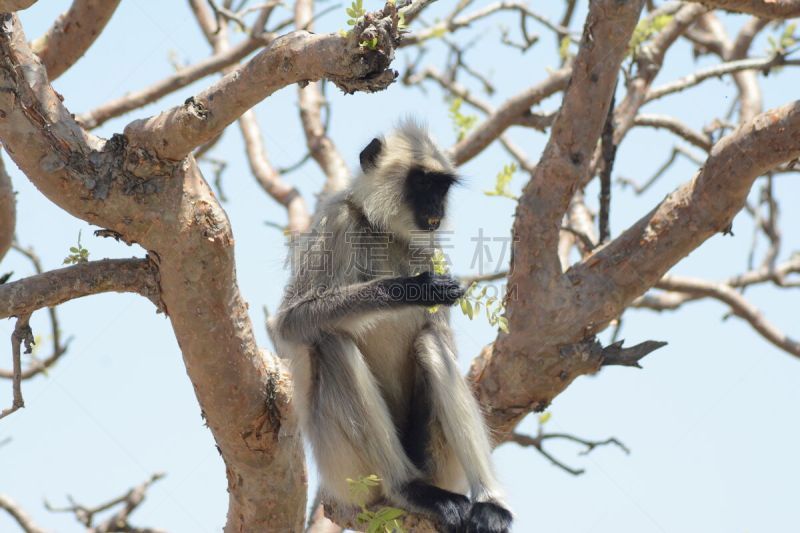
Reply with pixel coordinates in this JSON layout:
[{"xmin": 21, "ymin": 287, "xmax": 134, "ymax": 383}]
[{"xmin": 354, "ymin": 308, "xmax": 425, "ymax": 424}]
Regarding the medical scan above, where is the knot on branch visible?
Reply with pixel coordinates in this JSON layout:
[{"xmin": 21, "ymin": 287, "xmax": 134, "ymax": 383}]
[
  {"xmin": 331, "ymin": 1, "xmax": 403, "ymax": 94},
  {"xmin": 11, "ymin": 319, "xmax": 33, "ymax": 354},
  {"xmin": 559, "ymin": 336, "xmax": 667, "ymax": 370}
]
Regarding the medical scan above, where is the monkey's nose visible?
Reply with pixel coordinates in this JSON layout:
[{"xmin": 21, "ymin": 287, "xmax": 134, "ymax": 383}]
[{"xmin": 427, "ymin": 217, "xmax": 441, "ymax": 230}]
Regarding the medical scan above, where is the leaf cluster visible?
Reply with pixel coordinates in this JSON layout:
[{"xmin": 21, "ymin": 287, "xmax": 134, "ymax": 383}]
[
  {"xmin": 346, "ymin": 475, "xmax": 406, "ymax": 533},
  {"xmin": 767, "ymin": 22, "xmax": 797, "ymax": 54},
  {"xmin": 459, "ymin": 282, "xmax": 509, "ymax": 333},
  {"xmin": 627, "ymin": 13, "xmax": 673, "ymax": 58},
  {"xmin": 484, "ymin": 163, "xmax": 518, "ymax": 200},
  {"xmin": 448, "ymin": 98, "xmax": 478, "ymax": 141},
  {"xmin": 63, "ymin": 230, "xmax": 90, "ymax": 265}
]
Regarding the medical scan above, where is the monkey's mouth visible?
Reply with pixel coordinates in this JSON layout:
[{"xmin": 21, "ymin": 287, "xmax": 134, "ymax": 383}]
[{"xmin": 425, "ymin": 216, "xmax": 441, "ymax": 230}]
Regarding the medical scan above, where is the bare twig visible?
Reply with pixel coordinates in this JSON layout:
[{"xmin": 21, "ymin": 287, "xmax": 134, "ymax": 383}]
[
  {"xmin": 0, "ymin": 243, "xmax": 71, "ymax": 380},
  {"xmin": 508, "ymin": 427, "xmax": 630, "ymax": 476},
  {"xmin": 617, "ymin": 145, "xmax": 705, "ymax": 195},
  {"xmin": 45, "ymin": 472, "xmax": 166, "ymax": 533},
  {"xmin": 633, "ymin": 114, "xmax": 713, "ymax": 151},
  {"xmin": 0, "ymin": 494, "xmax": 47, "ymax": 533},
  {"xmin": 655, "ymin": 275, "xmax": 800, "ymax": 358},
  {"xmin": 295, "ymin": 0, "xmax": 351, "ymax": 197},
  {"xmin": 598, "ymin": 87, "xmax": 617, "ymax": 243},
  {"xmin": 0, "ymin": 314, "xmax": 32, "ymax": 421},
  {"xmin": 77, "ymin": 36, "xmax": 268, "ymax": 129},
  {"xmin": 646, "ymin": 54, "xmax": 792, "ymax": 102}
]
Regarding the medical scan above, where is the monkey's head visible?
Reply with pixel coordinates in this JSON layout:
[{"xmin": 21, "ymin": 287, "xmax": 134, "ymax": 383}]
[{"xmin": 351, "ymin": 120, "xmax": 459, "ymax": 239}]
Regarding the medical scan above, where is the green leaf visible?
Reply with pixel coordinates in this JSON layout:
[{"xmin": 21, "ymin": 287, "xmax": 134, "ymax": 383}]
[
  {"xmin": 497, "ymin": 316, "xmax": 510, "ymax": 333},
  {"xmin": 558, "ymin": 35, "xmax": 572, "ymax": 61},
  {"xmin": 484, "ymin": 163, "xmax": 518, "ymax": 200},
  {"xmin": 375, "ymin": 507, "xmax": 405, "ymax": 521},
  {"xmin": 448, "ymin": 97, "xmax": 478, "ymax": 141},
  {"xmin": 628, "ymin": 13, "xmax": 673, "ymax": 58}
]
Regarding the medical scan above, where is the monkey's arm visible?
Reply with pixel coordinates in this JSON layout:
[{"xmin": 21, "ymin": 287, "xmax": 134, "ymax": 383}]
[{"xmin": 273, "ymin": 273, "xmax": 462, "ymax": 343}]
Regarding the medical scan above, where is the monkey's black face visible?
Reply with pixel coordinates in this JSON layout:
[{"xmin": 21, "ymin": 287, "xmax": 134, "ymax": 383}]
[{"xmin": 404, "ymin": 167, "xmax": 458, "ymax": 231}]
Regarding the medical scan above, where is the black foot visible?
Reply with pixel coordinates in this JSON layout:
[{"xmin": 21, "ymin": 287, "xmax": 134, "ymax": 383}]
[
  {"xmin": 402, "ymin": 480, "xmax": 470, "ymax": 533},
  {"xmin": 466, "ymin": 501, "xmax": 513, "ymax": 533}
]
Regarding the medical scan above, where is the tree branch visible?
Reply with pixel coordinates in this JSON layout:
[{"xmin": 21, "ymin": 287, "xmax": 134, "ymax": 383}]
[
  {"xmin": 0, "ymin": 1, "xmax": 36, "ymax": 11},
  {"xmin": 0, "ymin": 314, "xmax": 31, "ymax": 421},
  {"xmin": 0, "ymin": 494, "xmax": 47, "ymax": 533},
  {"xmin": 507, "ymin": 428, "xmax": 630, "ymax": 476},
  {"xmin": 0, "ymin": 151, "xmax": 14, "ymax": 262},
  {"xmin": 188, "ymin": 1, "xmax": 312, "ymax": 234},
  {"xmin": 689, "ymin": 0, "xmax": 800, "ymax": 18},
  {"xmin": 124, "ymin": 3, "xmax": 404, "ymax": 160},
  {"xmin": 77, "ymin": 35, "xmax": 268, "ymax": 129},
  {"xmin": 45, "ymin": 472, "xmax": 166, "ymax": 532},
  {"xmin": 0, "ymin": 258, "xmax": 159, "ymax": 320},
  {"xmin": 468, "ymin": 0, "xmax": 647, "ymax": 437},
  {"xmin": 646, "ymin": 53, "xmax": 791, "ymax": 103},
  {"xmin": 447, "ymin": 66, "xmax": 570, "ymax": 166},
  {"xmin": 295, "ymin": 0, "xmax": 351, "ymax": 196},
  {"xmin": 30, "ymin": 0, "xmax": 121, "ymax": 82},
  {"xmin": 564, "ymin": 100, "xmax": 800, "ymax": 344},
  {"xmin": 1, "ymin": 13, "xmax": 308, "ymax": 530},
  {"xmin": 633, "ymin": 113, "xmax": 713, "ymax": 151},
  {"xmin": 653, "ymin": 275, "xmax": 800, "ymax": 357},
  {"xmin": 0, "ymin": 242, "xmax": 71, "ymax": 380}
]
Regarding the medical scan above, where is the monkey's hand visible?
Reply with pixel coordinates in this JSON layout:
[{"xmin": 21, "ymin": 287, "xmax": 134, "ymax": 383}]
[{"xmin": 393, "ymin": 272, "xmax": 465, "ymax": 306}]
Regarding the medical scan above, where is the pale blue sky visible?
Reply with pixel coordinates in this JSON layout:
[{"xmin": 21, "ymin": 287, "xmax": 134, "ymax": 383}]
[{"xmin": 1, "ymin": 2, "xmax": 799, "ymax": 532}]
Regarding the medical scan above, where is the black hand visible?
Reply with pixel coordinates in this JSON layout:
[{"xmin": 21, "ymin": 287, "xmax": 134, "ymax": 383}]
[{"xmin": 395, "ymin": 272, "xmax": 465, "ymax": 306}]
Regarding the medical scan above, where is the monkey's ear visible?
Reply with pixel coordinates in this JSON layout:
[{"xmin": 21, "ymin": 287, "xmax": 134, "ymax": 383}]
[{"xmin": 359, "ymin": 137, "xmax": 383, "ymax": 173}]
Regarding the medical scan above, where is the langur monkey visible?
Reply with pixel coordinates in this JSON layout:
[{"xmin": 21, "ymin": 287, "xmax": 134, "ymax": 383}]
[{"xmin": 270, "ymin": 121, "xmax": 512, "ymax": 533}]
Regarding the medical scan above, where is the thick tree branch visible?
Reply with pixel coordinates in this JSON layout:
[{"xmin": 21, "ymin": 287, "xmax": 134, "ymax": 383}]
[
  {"xmin": 124, "ymin": 3, "xmax": 404, "ymax": 160},
  {"xmin": 468, "ymin": 0, "xmax": 647, "ymax": 437},
  {"xmin": 691, "ymin": 0, "xmax": 800, "ymax": 18},
  {"xmin": 514, "ymin": 0, "xmax": 646, "ymax": 290},
  {"xmin": 0, "ymin": 151, "xmax": 14, "ymax": 261},
  {"xmin": 0, "ymin": 258, "xmax": 159, "ymax": 319},
  {"xmin": 189, "ymin": 1, "xmax": 312, "ymax": 233},
  {"xmin": 567, "ymin": 101, "xmax": 800, "ymax": 331},
  {"xmin": 1, "ymin": 15, "xmax": 307, "ymax": 529},
  {"xmin": 30, "ymin": 0, "xmax": 121, "ymax": 82},
  {"xmin": 0, "ymin": 1, "xmax": 35, "ymax": 11}
]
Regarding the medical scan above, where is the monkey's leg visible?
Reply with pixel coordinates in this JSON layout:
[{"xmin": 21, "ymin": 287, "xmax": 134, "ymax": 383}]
[
  {"xmin": 309, "ymin": 332, "xmax": 469, "ymax": 532},
  {"xmin": 414, "ymin": 324, "xmax": 513, "ymax": 533}
]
